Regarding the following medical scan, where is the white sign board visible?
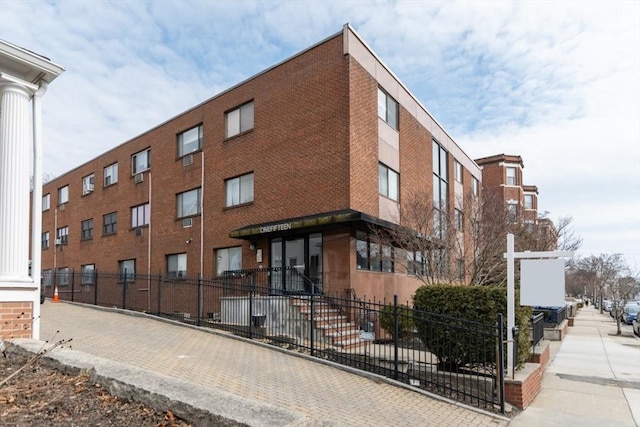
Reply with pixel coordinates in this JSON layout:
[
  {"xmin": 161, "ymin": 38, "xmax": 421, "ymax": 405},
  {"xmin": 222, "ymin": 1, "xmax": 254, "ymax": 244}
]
[{"xmin": 520, "ymin": 259, "xmax": 566, "ymax": 307}]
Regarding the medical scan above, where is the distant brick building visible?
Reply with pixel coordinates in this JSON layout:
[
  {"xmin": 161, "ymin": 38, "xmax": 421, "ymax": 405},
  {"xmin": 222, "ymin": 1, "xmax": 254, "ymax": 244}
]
[
  {"xmin": 474, "ymin": 154, "xmax": 540, "ymax": 228},
  {"xmin": 38, "ymin": 25, "xmax": 484, "ymax": 303}
]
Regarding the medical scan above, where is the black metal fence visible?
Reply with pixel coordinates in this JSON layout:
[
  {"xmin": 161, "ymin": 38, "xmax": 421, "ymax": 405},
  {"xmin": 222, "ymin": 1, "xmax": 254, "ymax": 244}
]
[
  {"xmin": 44, "ymin": 268, "xmax": 506, "ymax": 413},
  {"xmin": 531, "ymin": 312, "xmax": 545, "ymax": 350}
]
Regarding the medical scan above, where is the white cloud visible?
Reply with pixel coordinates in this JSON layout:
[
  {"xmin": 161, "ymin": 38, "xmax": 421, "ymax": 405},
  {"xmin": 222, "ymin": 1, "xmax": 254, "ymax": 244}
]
[{"xmin": 1, "ymin": 0, "xmax": 638, "ymax": 268}]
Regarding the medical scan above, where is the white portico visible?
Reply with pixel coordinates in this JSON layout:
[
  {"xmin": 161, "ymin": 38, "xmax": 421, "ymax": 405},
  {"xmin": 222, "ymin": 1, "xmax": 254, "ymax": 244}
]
[{"xmin": 0, "ymin": 40, "xmax": 64, "ymax": 340}]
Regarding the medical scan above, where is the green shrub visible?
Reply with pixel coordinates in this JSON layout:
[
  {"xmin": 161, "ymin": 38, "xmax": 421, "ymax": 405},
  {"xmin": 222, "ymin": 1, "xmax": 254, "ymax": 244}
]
[
  {"xmin": 413, "ymin": 285, "xmax": 531, "ymax": 370},
  {"xmin": 379, "ymin": 304, "xmax": 415, "ymax": 340}
]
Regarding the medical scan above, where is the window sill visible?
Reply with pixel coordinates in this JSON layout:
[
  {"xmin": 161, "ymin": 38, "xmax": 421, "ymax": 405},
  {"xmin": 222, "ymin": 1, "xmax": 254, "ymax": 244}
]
[
  {"xmin": 176, "ymin": 149, "xmax": 202, "ymax": 161},
  {"xmin": 102, "ymin": 232, "xmax": 117, "ymax": 237},
  {"xmin": 104, "ymin": 182, "xmax": 118, "ymax": 188},
  {"xmin": 223, "ymin": 201, "xmax": 254, "ymax": 211},
  {"xmin": 80, "ymin": 237, "xmax": 93, "ymax": 242},
  {"xmin": 223, "ymin": 128, "xmax": 254, "ymax": 142}
]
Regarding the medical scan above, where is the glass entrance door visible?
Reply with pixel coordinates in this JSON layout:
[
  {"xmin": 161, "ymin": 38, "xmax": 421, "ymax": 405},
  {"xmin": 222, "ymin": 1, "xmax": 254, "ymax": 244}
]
[{"xmin": 269, "ymin": 233, "xmax": 322, "ymax": 294}]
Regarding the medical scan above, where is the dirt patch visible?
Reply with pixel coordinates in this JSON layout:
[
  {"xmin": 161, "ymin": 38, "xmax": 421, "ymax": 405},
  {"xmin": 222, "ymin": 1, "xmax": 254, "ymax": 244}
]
[{"xmin": 0, "ymin": 343, "xmax": 192, "ymax": 426}]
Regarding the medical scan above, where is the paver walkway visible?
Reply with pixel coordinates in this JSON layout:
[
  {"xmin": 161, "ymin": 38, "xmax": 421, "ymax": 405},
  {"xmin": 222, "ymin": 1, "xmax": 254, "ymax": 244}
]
[{"xmin": 35, "ymin": 302, "xmax": 508, "ymax": 426}]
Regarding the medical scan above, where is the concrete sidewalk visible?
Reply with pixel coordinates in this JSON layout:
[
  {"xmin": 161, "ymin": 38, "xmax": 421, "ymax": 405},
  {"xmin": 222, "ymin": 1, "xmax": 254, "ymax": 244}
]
[
  {"xmin": 14, "ymin": 302, "xmax": 509, "ymax": 426},
  {"xmin": 510, "ymin": 306, "xmax": 640, "ymax": 427}
]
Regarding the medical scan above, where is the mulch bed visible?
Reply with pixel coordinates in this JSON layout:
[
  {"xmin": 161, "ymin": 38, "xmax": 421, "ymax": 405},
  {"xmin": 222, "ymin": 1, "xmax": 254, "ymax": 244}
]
[{"xmin": 0, "ymin": 343, "xmax": 192, "ymax": 426}]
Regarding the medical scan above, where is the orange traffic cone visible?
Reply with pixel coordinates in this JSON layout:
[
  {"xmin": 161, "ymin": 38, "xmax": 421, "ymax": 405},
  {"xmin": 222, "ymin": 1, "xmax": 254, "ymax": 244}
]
[{"xmin": 53, "ymin": 286, "xmax": 60, "ymax": 303}]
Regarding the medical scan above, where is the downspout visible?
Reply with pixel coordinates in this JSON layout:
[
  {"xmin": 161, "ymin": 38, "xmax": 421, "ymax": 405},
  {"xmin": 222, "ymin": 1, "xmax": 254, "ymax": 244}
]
[{"xmin": 31, "ymin": 82, "xmax": 47, "ymax": 340}]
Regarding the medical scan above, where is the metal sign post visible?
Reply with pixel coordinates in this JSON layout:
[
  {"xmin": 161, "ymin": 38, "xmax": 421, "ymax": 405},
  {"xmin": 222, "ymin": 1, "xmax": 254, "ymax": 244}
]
[{"xmin": 504, "ymin": 233, "xmax": 573, "ymax": 375}]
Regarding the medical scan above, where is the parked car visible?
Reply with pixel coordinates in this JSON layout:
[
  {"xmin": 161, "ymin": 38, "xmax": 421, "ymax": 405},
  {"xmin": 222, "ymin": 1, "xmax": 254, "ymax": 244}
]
[
  {"xmin": 633, "ymin": 318, "xmax": 640, "ymax": 336},
  {"xmin": 603, "ymin": 300, "xmax": 613, "ymax": 312},
  {"xmin": 622, "ymin": 303, "xmax": 640, "ymax": 325}
]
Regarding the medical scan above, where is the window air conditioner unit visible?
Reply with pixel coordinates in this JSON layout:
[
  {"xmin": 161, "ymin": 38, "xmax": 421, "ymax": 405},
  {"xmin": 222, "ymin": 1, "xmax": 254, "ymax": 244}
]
[
  {"xmin": 134, "ymin": 173, "xmax": 144, "ymax": 184},
  {"xmin": 183, "ymin": 154, "xmax": 194, "ymax": 167},
  {"xmin": 104, "ymin": 176, "xmax": 112, "ymax": 186},
  {"xmin": 135, "ymin": 228, "xmax": 143, "ymax": 237},
  {"xmin": 182, "ymin": 218, "xmax": 193, "ymax": 228},
  {"xmin": 58, "ymin": 203, "xmax": 65, "ymax": 211},
  {"xmin": 83, "ymin": 183, "xmax": 94, "ymax": 194},
  {"xmin": 55, "ymin": 238, "xmax": 62, "ymax": 245}
]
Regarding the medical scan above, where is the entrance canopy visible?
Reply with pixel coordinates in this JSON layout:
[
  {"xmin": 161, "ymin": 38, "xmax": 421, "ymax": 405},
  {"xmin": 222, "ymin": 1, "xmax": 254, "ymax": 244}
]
[{"xmin": 229, "ymin": 209, "xmax": 398, "ymax": 240}]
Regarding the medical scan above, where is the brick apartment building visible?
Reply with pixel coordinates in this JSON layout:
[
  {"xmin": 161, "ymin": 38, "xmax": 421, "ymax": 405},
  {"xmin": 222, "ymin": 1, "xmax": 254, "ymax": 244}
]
[
  {"xmin": 474, "ymin": 154, "xmax": 540, "ymax": 228},
  {"xmin": 37, "ymin": 25, "xmax": 484, "ymax": 303}
]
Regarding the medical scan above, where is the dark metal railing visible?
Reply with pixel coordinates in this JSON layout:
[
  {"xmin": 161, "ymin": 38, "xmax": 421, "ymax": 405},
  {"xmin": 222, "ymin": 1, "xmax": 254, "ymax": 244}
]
[
  {"xmin": 42, "ymin": 268, "xmax": 505, "ymax": 413},
  {"xmin": 531, "ymin": 312, "xmax": 544, "ymax": 350}
]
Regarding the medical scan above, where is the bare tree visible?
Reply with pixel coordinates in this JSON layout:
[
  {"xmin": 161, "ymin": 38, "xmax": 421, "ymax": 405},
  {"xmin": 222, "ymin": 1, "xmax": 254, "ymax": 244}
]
[
  {"xmin": 576, "ymin": 254, "xmax": 635, "ymax": 335},
  {"xmin": 372, "ymin": 189, "xmax": 582, "ymax": 287},
  {"xmin": 30, "ymin": 173, "xmax": 56, "ymax": 191}
]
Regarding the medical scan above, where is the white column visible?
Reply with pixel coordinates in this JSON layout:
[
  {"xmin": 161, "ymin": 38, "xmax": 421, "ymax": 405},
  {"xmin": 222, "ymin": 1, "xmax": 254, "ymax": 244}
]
[{"xmin": 0, "ymin": 82, "xmax": 32, "ymax": 283}]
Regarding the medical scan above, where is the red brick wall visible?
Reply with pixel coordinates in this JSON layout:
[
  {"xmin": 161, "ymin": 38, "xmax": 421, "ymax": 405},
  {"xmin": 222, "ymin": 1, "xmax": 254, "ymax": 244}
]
[{"xmin": 0, "ymin": 301, "xmax": 33, "ymax": 339}]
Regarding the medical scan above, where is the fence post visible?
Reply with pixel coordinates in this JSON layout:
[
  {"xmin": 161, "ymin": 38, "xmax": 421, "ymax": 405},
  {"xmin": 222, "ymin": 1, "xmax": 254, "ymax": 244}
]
[
  {"xmin": 248, "ymin": 274, "xmax": 254, "ymax": 339},
  {"xmin": 310, "ymin": 284, "xmax": 315, "ymax": 357},
  {"xmin": 157, "ymin": 273, "xmax": 162, "ymax": 315},
  {"xmin": 512, "ymin": 325, "xmax": 519, "ymax": 379},
  {"xmin": 497, "ymin": 313, "xmax": 505, "ymax": 413},
  {"xmin": 393, "ymin": 295, "xmax": 399, "ymax": 380},
  {"xmin": 71, "ymin": 268, "xmax": 75, "ymax": 302},
  {"xmin": 94, "ymin": 269, "xmax": 98, "ymax": 306},
  {"xmin": 122, "ymin": 269, "xmax": 128, "ymax": 310},
  {"xmin": 197, "ymin": 274, "xmax": 202, "ymax": 327}
]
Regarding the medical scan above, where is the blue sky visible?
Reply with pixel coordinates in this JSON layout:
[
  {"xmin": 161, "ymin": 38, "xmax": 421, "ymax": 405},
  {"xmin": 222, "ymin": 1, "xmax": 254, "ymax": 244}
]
[{"xmin": 2, "ymin": 0, "xmax": 639, "ymax": 270}]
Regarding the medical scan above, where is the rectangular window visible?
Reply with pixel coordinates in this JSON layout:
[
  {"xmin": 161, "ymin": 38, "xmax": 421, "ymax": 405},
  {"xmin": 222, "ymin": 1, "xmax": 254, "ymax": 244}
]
[
  {"xmin": 58, "ymin": 185, "xmax": 69, "ymax": 205},
  {"xmin": 216, "ymin": 247, "xmax": 242, "ymax": 275},
  {"xmin": 506, "ymin": 167, "xmax": 517, "ymax": 186},
  {"xmin": 104, "ymin": 163, "xmax": 118, "ymax": 186},
  {"xmin": 132, "ymin": 149, "xmax": 151, "ymax": 174},
  {"xmin": 454, "ymin": 160, "xmax": 463, "ymax": 183},
  {"xmin": 42, "ymin": 269, "xmax": 53, "ymax": 287},
  {"xmin": 41, "ymin": 231, "xmax": 49, "ymax": 249},
  {"xmin": 42, "ymin": 194, "xmax": 50, "ymax": 211},
  {"xmin": 103, "ymin": 212, "xmax": 117, "ymax": 235},
  {"xmin": 356, "ymin": 231, "xmax": 394, "ymax": 273},
  {"xmin": 57, "ymin": 267, "xmax": 69, "ymax": 286},
  {"xmin": 378, "ymin": 163, "xmax": 399, "ymax": 201},
  {"xmin": 377, "ymin": 87, "xmax": 399, "ymax": 130},
  {"xmin": 178, "ymin": 124, "xmax": 203, "ymax": 157},
  {"xmin": 177, "ymin": 188, "xmax": 201, "ymax": 218},
  {"xmin": 81, "ymin": 264, "xmax": 95, "ymax": 284},
  {"xmin": 457, "ymin": 259, "xmax": 465, "ymax": 283},
  {"xmin": 455, "ymin": 209, "xmax": 464, "ymax": 231},
  {"xmin": 82, "ymin": 174, "xmax": 94, "ymax": 195},
  {"xmin": 225, "ymin": 173, "xmax": 254, "ymax": 207},
  {"xmin": 524, "ymin": 194, "xmax": 533, "ymax": 209},
  {"xmin": 407, "ymin": 251, "xmax": 426, "ymax": 276},
  {"xmin": 433, "ymin": 141, "xmax": 448, "ymax": 238},
  {"xmin": 507, "ymin": 203, "xmax": 517, "ymax": 222},
  {"xmin": 56, "ymin": 226, "xmax": 68, "ymax": 245},
  {"xmin": 119, "ymin": 259, "xmax": 135, "ymax": 281},
  {"xmin": 167, "ymin": 253, "xmax": 187, "ymax": 278},
  {"xmin": 225, "ymin": 101, "xmax": 254, "ymax": 138},
  {"xmin": 81, "ymin": 219, "xmax": 93, "ymax": 240},
  {"xmin": 472, "ymin": 177, "xmax": 479, "ymax": 197},
  {"xmin": 131, "ymin": 203, "xmax": 150, "ymax": 228}
]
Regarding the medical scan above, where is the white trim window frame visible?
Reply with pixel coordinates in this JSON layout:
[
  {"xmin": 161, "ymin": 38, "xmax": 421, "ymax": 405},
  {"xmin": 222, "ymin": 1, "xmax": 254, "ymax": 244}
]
[{"xmin": 42, "ymin": 193, "xmax": 50, "ymax": 211}]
